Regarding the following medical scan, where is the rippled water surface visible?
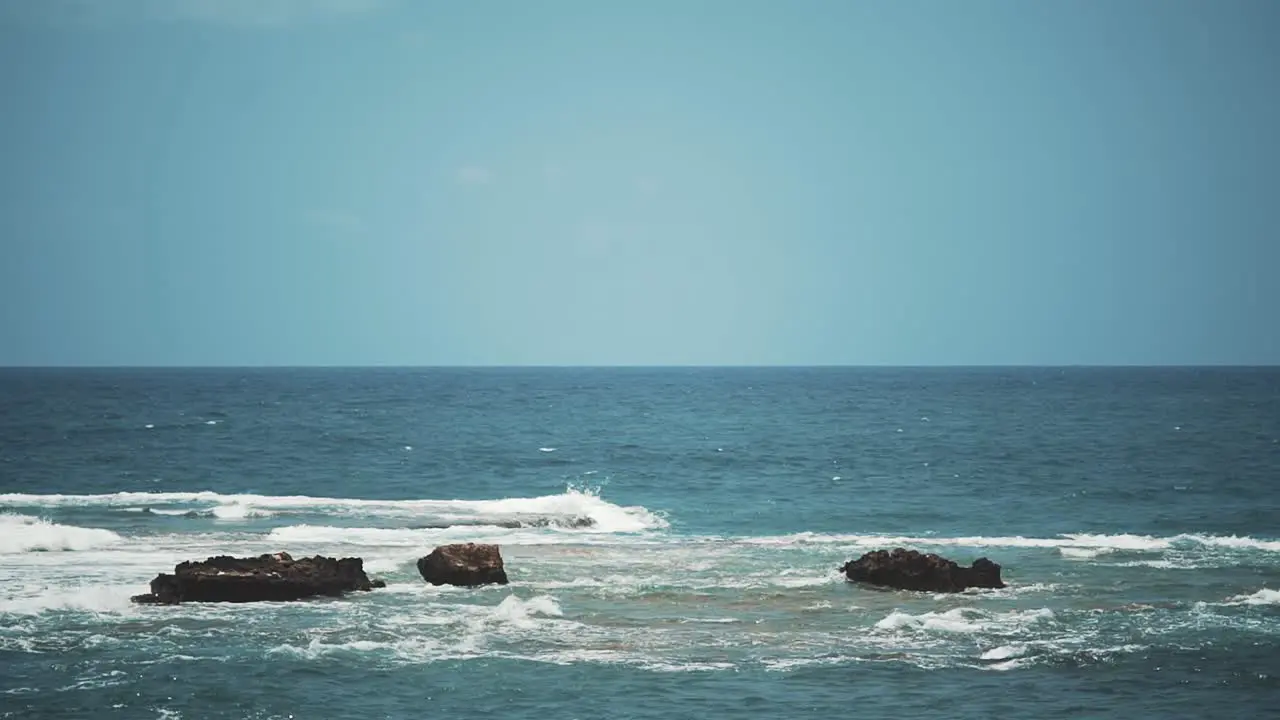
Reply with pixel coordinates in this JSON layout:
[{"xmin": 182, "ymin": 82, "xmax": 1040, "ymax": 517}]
[{"xmin": 1, "ymin": 367, "xmax": 1277, "ymax": 719}]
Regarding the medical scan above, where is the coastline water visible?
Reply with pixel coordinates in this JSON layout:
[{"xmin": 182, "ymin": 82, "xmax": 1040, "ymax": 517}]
[{"xmin": 1, "ymin": 367, "xmax": 1277, "ymax": 718}]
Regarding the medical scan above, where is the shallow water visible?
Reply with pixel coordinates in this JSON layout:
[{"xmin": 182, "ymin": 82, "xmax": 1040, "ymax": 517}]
[{"xmin": 1, "ymin": 367, "xmax": 1277, "ymax": 718}]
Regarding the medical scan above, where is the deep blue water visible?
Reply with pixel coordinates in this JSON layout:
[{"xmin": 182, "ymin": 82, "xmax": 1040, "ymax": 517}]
[{"xmin": 1, "ymin": 367, "xmax": 1277, "ymax": 719}]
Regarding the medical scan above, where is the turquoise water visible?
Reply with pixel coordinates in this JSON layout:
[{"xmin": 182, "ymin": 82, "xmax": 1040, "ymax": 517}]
[{"xmin": 1, "ymin": 367, "xmax": 1277, "ymax": 718}]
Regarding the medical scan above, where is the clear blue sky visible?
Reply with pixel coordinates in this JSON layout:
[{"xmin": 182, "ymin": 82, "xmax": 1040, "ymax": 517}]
[{"xmin": 2, "ymin": 0, "xmax": 1277, "ymax": 366}]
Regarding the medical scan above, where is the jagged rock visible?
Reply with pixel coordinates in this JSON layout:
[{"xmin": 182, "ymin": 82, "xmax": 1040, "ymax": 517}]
[
  {"xmin": 840, "ymin": 548, "xmax": 1005, "ymax": 592},
  {"xmin": 417, "ymin": 543, "xmax": 508, "ymax": 586},
  {"xmin": 130, "ymin": 552, "xmax": 385, "ymax": 605}
]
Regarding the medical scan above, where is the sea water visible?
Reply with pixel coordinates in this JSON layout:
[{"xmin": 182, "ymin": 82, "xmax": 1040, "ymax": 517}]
[{"xmin": 1, "ymin": 367, "xmax": 1276, "ymax": 718}]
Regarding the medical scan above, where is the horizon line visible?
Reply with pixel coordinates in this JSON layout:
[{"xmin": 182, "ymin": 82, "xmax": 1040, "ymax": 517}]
[{"xmin": 1, "ymin": 363, "xmax": 1277, "ymax": 370}]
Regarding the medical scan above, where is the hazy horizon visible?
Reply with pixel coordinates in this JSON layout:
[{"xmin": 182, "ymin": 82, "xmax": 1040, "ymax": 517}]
[
  {"xmin": 4, "ymin": 0, "xmax": 1278, "ymax": 366},
  {"xmin": 2, "ymin": 363, "xmax": 1276, "ymax": 370}
]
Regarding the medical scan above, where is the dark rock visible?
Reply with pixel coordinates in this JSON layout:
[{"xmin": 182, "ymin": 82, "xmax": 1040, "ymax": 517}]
[
  {"xmin": 840, "ymin": 548, "xmax": 1005, "ymax": 593},
  {"xmin": 417, "ymin": 543, "xmax": 508, "ymax": 586},
  {"xmin": 130, "ymin": 551, "xmax": 384, "ymax": 605}
]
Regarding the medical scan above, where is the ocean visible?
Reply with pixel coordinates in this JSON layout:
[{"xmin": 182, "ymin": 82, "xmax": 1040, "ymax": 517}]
[{"xmin": 1, "ymin": 367, "xmax": 1277, "ymax": 719}]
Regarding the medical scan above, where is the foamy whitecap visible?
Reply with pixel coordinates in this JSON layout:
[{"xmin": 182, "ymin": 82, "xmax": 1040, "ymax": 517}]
[
  {"xmin": 1112, "ymin": 559, "xmax": 1199, "ymax": 570},
  {"xmin": 975, "ymin": 582, "xmax": 1066, "ymax": 598},
  {"xmin": 740, "ymin": 530, "xmax": 1280, "ymax": 554},
  {"xmin": 0, "ymin": 583, "xmax": 139, "ymax": 616},
  {"xmin": 1225, "ymin": 588, "xmax": 1280, "ymax": 606},
  {"xmin": 265, "ymin": 523, "xmax": 649, "ymax": 550},
  {"xmin": 773, "ymin": 571, "xmax": 840, "ymax": 588},
  {"xmin": 269, "ymin": 636, "xmax": 462, "ymax": 663},
  {"xmin": 980, "ymin": 644, "xmax": 1027, "ymax": 661},
  {"xmin": 0, "ymin": 514, "xmax": 122, "ymax": 554},
  {"xmin": 984, "ymin": 656, "xmax": 1035, "ymax": 672},
  {"xmin": 1175, "ymin": 534, "xmax": 1280, "ymax": 552},
  {"xmin": 1060, "ymin": 547, "xmax": 1115, "ymax": 560},
  {"xmin": 488, "ymin": 594, "xmax": 563, "ymax": 628},
  {"xmin": 876, "ymin": 608, "xmax": 986, "ymax": 634},
  {"xmin": 761, "ymin": 656, "xmax": 860, "ymax": 672},
  {"xmin": 875, "ymin": 607, "xmax": 1055, "ymax": 635},
  {"xmin": 209, "ymin": 503, "xmax": 273, "ymax": 520},
  {"xmin": 0, "ymin": 488, "xmax": 666, "ymax": 532}
]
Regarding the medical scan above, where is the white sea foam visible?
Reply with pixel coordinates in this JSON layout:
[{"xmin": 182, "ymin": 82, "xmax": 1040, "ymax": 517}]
[
  {"xmin": 0, "ymin": 583, "xmax": 139, "ymax": 616},
  {"xmin": 976, "ymin": 582, "xmax": 1066, "ymax": 599},
  {"xmin": 58, "ymin": 670, "xmax": 130, "ymax": 692},
  {"xmin": 773, "ymin": 571, "xmax": 840, "ymax": 588},
  {"xmin": 761, "ymin": 656, "xmax": 862, "ymax": 672},
  {"xmin": 974, "ymin": 640, "xmax": 1148, "ymax": 672},
  {"xmin": 984, "ymin": 656, "xmax": 1035, "ymax": 672},
  {"xmin": 1225, "ymin": 588, "xmax": 1280, "ymax": 606},
  {"xmin": 209, "ymin": 503, "xmax": 273, "ymax": 520},
  {"xmin": 741, "ymin": 530, "xmax": 1280, "ymax": 553},
  {"xmin": 264, "ymin": 520, "xmax": 445, "ymax": 543},
  {"xmin": 1059, "ymin": 547, "xmax": 1115, "ymax": 560},
  {"xmin": 488, "ymin": 594, "xmax": 563, "ymax": 628},
  {"xmin": 265, "ymin": 524, "xmax": 628, "ymax": 549},
  {"xmin": 276, "ymin": 638, "xmax": 401, "ymax": 659},
  {"xmin": 1179, "ymin": 534, "xmax": 1280, "ymax": 552},
  {"xmin": 980, "ymin": 643, "xmax": 1027, "ymax": 661},
  {"xmin": 0, "ymin": 514, "xmax": 122, "ymax": 553},
  {"xmin": 0, "ymin": 488, "xmax": 666, "ymax": 532},
  {"xmin": 1112, "ymin": 559, "xmax": 1199, "ymax": 570},
  {"xmin": 629, "ymin": 659, "xmax": 737, "ymax": 672},
  {"xmin": 875, "ymin": 607, "xmax": 1054, "ymax": 635},
  {"xmin": 266, "ymin": 594, "xmax": 567, "ymax": 663},
  {"xmin": 875, "ymin": 608, "xmax": 986, "ymax": 634},
  {"xmin": 269, "ymin": 635, "xmax": 738, "ymax": 673}
]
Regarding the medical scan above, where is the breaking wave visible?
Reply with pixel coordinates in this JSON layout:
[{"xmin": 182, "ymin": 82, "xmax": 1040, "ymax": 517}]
[
  {"xmin": 0, "ymin": 514, "xmax": 122, "ymax": 554},
  {"xmin": 0, "ymin": 488, "xmax": 665, "ymax": 533},
  {"xmin": 0, "ymin": 584, "xmax": 138, "ymax": 615},
  {"xmin": 874, "ymin": 607, "xmax": 1056, "ymax": 635},
  {"xmin": 1225, "ymin": 588, "xmax": 1280, "ymax": 606}
]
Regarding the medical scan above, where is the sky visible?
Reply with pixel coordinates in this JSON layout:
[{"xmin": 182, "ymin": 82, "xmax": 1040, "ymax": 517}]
[{"xmin": 1, "ymin": 0, "xmax": 1277, "ymax": 366}]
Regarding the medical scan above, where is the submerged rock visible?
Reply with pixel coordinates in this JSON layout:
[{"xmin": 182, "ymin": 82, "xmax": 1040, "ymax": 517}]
[
  {"xmin": 840, "ymin": 548, "xmax": 1005, "ymax": 593},
  {"xmin": 131, "ymin": 552, "xmax": 385, "ymax": 605},
  {"xmin": 417, "ymin": 543, "xmax": 508, "ymax": 586}
]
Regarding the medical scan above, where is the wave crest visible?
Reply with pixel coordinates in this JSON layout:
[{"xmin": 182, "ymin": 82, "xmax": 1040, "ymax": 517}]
[
  {"xmin": 1225, "ymin": 588, "xmax": 1280, "ymax": 606},
  {"xmin": 0, "ymin": 513, "xmax": 122, "ymax": 553},
  {"xmin": 875, "ymin": 607, "xmax": 1055, "ymax": 635},
  {"xmin": 0, "ymin": 488, "xmax": 665, "ymax": 533}
]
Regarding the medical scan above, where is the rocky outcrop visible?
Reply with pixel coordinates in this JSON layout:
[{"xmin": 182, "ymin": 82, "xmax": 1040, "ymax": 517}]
[
  {"xmin": 840, "ymin": 548, "xmax": 1005, "ymax": 592},
  {"xmin": 131, "ymin": 552, "xmax": 385, "ymax": 605},
  {"xmin": 417, "ymin": 543, "xmax": 508, "ymax": 586}
]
